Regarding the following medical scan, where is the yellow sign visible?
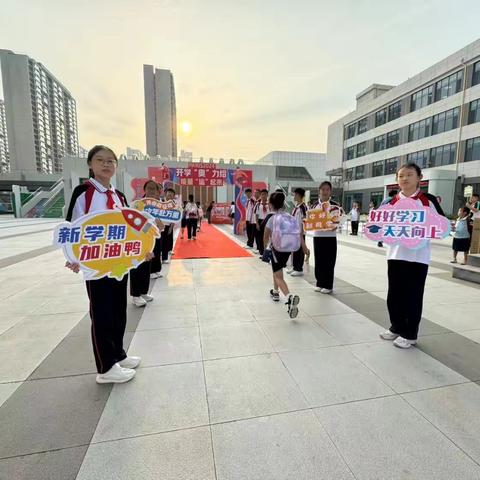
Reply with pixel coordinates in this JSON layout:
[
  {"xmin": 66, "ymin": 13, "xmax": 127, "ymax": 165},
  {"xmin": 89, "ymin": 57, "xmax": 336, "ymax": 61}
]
[
  {"xmin": 54, "ymin": 208, "xmax": 160, "ymax": 280},
  {"xmin": 304, "ymin": 203, "xmax": 344, "ymax": 231}
]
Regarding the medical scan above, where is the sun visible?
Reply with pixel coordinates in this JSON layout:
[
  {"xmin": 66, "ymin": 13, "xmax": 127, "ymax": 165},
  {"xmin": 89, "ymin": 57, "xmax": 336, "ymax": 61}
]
[{"xmin": 180, "ymin": 121, "xmax": 192, "ymax": 135}]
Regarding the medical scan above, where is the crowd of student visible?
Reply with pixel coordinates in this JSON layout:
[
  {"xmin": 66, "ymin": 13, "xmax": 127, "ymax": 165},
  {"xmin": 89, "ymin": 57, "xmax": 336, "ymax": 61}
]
[{"xmin": 64, "ymin": 144, "xmax": 469, "ymax": 385}]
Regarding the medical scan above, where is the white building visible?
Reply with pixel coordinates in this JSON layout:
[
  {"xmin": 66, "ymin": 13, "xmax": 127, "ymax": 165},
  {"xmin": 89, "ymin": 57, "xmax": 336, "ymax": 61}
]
[
  {"xmin": 0, "ymin": 49, "xmax": 79, "ymax": 174},
  {"xmin": 327, "ymin": 39, "xmax": 480, "ymax": 215},
  {"xmin": 0, "ymin": 99, "xmax": 8, "ymax": 173},
  {"xmin": 125, "ymin": 147, "xmax": 145, "ymax": 160},
  {"xmin": 143, "ymin": 65, "xmax": 177, "ymax": 158}
]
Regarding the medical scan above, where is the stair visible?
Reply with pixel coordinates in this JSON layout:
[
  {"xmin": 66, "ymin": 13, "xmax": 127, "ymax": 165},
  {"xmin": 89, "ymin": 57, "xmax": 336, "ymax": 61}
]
[
  {"xmin": 452, "ymin": 254, "xmax": 480, "ymax": 284},
  {"xmin": 43, "ymin": 192, "xmax": 65, "ymax": 218}
]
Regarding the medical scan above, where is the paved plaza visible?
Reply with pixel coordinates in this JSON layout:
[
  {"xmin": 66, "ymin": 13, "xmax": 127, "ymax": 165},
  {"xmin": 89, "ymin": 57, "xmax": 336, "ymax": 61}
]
[{"xmin": 1, "ymin": 217, "xmax": 480, "ymax": 479}]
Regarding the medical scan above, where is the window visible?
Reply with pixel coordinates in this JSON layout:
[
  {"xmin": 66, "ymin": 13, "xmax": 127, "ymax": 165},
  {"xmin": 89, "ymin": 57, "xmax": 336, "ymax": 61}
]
[
  {"xmin": 372, "ymin": 160, "xmax": 384, "ymax": 177},
  {"xmin": 357, "ymin": 117, "xmax": 368, "ymax": 134},
  {"xmin": 473, "ymin": 61, "xmax": 480, "ymax": 87},
  {"xmin": 408, "ymin": 118, "xmax": 431, "ymax": 142},
  {"xmin": 374, "ymin": 134, "xmax": 386, "ymax": 152},
  {"xmin": 432, "ymin": 107, "xmax": 459, "ymax": 135},
  {"xmin": 355, "ymin": 165, "xmax": 365, "ymax": 180},
  {"xmin": 430, "ymin": 143, "xmax": 456, "ymax": 166},
  {"xmin": 388, "ymin": 102, "xmax": 401, "ymax": 121},
  {"xmin": 346, "ymin": 124, "xmax": 356, "ymax": 139},
  {"xmin": 356, "ymin": 142, "xmax": 367, "ymax": 157},
  {"xmin": 465, "ymin": 137, "xmax": 480, "ymax": 163},
  {"xmin": 346, "ymin": 146, "xmax": 355, "ymax": 160},
  {"xmin": 386, "ymin": 130, "xmax": 400, "ymax": 149},
  {"xmin": 276, "ymin": 166, "xmax": 314, "ymax": 180},
  {"xmin": 411, "ymin": 85, "xmax": 433, "ymax": 111},
  {"xmin": 468, "ymin": 100, "xmax": 480, "ymax": 125},
  {"xmin": 375, "ymin": 109, "xmax": 387, "ymax": 127},
  {"xmin": 435, "ymin": 71, "xmax": 463, "ymax": 101},
  {"xmin": 346, "ymin": 168, "xmax": 354, "ymax": 181},
  {"xmin": 407, "ymin": 149, "xmax": 430, "ymax": 169},
  {"xmin": 384, "ymin": 157, "xmax": 398, "ymax": 175}
]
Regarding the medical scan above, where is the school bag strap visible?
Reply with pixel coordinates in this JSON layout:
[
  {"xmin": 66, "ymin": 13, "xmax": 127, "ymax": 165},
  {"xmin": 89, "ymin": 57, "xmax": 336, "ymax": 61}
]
[
  {"xmin": 389, "ymin": 192, "xmax": 444, "ymax": 216},
  {"xmin": 84, "ymin": 181, "xmax": 128, "ymax": 214}
]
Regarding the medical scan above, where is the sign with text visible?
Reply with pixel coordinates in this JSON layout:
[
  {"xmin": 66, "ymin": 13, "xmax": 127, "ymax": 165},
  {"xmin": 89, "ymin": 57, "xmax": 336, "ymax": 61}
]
[
  {"xmin": 304, "ymin": 203, "xmax": 344, "ymax": 231},
  {"xmin": 172, "ymin": 166, "xmax": 229, "ymax": 187},
  {"xmin": 54, "ymin": 209, "xmax": 160, "ymax": 280},
  {"xmin": 211, "ymin": 203, "xmax": 232, "ymax": 224},
  {"xmin": 133, "ymin": 198, "xmax": 182, "ymax": 224},
  {"xmin": 364, "ymin": 198, "xmax": 451, "ymax": 249}
]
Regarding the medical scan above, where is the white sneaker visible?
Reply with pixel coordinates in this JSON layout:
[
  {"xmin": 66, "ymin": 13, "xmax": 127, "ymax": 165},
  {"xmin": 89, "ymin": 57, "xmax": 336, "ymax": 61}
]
[
  {"xmin": 96, "ymin": 363, "xmax": 136, "ymax": 384},
  {"xmin": 150, "ymin": 272, "xmax": 163, "ymax": 279},
  {"xmin": 245, "ymin": 246, "xmax": 252, "ymax": 250},
  {"xmin": 320, "ymin": 288, "xmax": 332, "ymax": 294},
  {"xmin": 141, "ymin": 294, "xmax": 154, "ymax": 302},
  {"xmin": 290, "ymin": 271, "xmax": 304, "ymax": 277},
  {"xmin": 163, "ymin": 259, "xmax": 170, "ymax": 264},
  {"xmin": 394, "ymin": 336, "xmax": 417, "ymax": 349},
  {"xmin": 119, "ymin": 356, "xmax": 142, "ymax": 369},
  {"xmin": 286, "ymin": 269, "xmax": 294, "ymax": 275},
  {"xmin": 132, "ymin": 296, "xmax": 147, "ymax": 307},
  {"xmin": 379, "ymin": 330, "xmax": 398, "ymax": 341},
  {"xmin": 314, "ymin": 287, "xmax": 322, "ymax": 292}
]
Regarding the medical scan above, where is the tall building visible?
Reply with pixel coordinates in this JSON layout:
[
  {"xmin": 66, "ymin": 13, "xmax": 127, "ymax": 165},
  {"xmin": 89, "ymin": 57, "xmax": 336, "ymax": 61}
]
[
  {"xmin": 327, "ymin": 39, "xmax": 480, "ymax": 215},
  {"xmin": 0, "ymin": 99, "xmax": 9, "ymax": 173},
  {"xmin": 143, "ymin": 65, "xmax": 177, "ymax": 158},
  {"xmin": 0, "ymin": 49, "xmax": 79, "ymax": 174}
]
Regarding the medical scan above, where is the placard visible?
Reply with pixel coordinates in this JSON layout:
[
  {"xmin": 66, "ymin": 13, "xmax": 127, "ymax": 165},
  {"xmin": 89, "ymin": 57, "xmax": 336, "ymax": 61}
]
[
  {"xmin": 304, "ymin": 203, "xmax": 344, "ymax": 231},
  {"xmin": 133, "ymin": 198, "xmax": 182, "ymax": 224}
]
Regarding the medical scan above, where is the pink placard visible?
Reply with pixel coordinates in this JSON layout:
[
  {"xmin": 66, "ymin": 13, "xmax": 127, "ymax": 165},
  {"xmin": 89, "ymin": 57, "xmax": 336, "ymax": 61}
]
[{"xmin": 364, "ymin": 198, "xmax": 451, "ymax": 249}]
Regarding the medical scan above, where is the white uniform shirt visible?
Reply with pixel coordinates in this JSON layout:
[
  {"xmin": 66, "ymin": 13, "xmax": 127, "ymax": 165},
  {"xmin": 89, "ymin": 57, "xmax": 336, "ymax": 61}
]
[
  {"xmin": 349, "ymin": 208, "xmax": 360, "ymax": 222},
  {"xmin": 184, "ymin": 202, "xmax": 199, "ymax": 218},
  {"xmin": 246, "ymin": 197, "xmax": 256, "ymax": 222},
  {"xmin": 69, "ymin": 178, "xmax": 124, "ymax": 222},
  {"xmin": 256, "ymin": 202, "xmax": 271, "ymax": 222}
]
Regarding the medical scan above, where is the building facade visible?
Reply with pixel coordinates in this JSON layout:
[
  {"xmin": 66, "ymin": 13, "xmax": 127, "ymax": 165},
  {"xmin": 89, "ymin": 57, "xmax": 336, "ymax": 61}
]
[
  {"xmin": 0, "ymin": 49, "xmax": 79, "ymax": 174},
  {"xmin": 327, "ymin": 39, "xmax": 480, "ymax": 215},
  {"xmin": 143, "ymin": 65, "xmax": 177, "ymax": 159},
  {"xmin": 0, "ymin": 99, "xmax": 8, "ymax": 173}
]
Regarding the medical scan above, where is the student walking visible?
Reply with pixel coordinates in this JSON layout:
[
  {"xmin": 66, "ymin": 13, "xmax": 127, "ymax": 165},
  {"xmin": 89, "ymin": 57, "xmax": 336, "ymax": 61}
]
[
  {"xmin": 65, "ymin": 145, "xmax": 141, "ymax": 384},
  {"xmin": 206, "ymin": 201, "xmax": 214, "ymax": 224},
  {"xmin": 180, "ymin": 201, "xmax": 188, "ymax": 239},
  {"xmin": 255, "ymin": 189, "xmax": 271, "ymax": 255},
  {"xmin": 185, "ymin": 195, "xmax": 199, "ymax": 240},
  {"xmin": 287, "ymin": 188, "xmax": 308, "ymax": 276},
  {"xmin": 197, "ymin": 203, "xmax": 204, "ymax": 232},
  {"xmin": 379, "ymin": 163, "xmax": 445, "ymax": 349},
  {"xmin": 451, "ymin": 206, "xmax": 471, "ymax": 265},
  {"xmin": 349, "ymin": 202, "xmax": 360, "ymax": 235},
  {"xmin": 263, "ymin": 192, "xmax": 309, "ymax": 319},
  {"xmin": 244, "ymin": 188, "xmax": 257, "ymax": 249},
  {"xmin": 311, "ymin": 181, "xmax": 340, "ymax": 294}
]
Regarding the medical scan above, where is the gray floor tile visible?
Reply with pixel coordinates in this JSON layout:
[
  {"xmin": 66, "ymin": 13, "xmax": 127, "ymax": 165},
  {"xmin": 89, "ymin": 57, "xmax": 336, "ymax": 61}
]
[
  {"xmin": 350, "ymin": 342, "xmax": 468, "ymax": 393},
  {"xmin": 212, "ymin": 410, "xmax": 354, "ymax": 480},
  {"xmin": 205, "ymin": 354, "xmax": 307, "ymax": 423},
  {"xmin": 200, "ymin": 323, "xmax": 273, "ymax": 360},
  {"xmin": 127, "ymin": 327, "xmax": 201, "ymax": 367},
  {"xmin": 280, "ymin": 347, "xmax": 394, "ymax": 407},
  {"xmin": 78, "ymin": 427, "xmax": 215, "ymax": 480},
  {"xmin": 297, "ymin": 295, "xmax": 355, "ymax": 317},
  {"xmin": 0, "ymin": 446, "xmax": 88, "ymax": 480},
  {"xmin": 403, "ymin": 383, "xmax": 480, "ymax": 464},
  {"xmin": 332, "ymin": 292, "xmax": 387, "ymax": 314},
  {"xmin": 0, "ymin": 375, "xmax": 111, "ymax": 458},
  {"xmin": 92, "ymin": 363, "xmax": 209, "ymax": 442},
  {"xmin": 0, "ymin": 382, "xmax": 21, "ymax": 408},
  {"xmin": 136, "ymin": 304, "xmax": 198, "ymax": 330},
  {"xmin": 315, "ymin": 396, "xmax": 480, "ymax": 480},
  {"xmin": 197, "ymin": 300, "xmax": 254, "ymax": 325}
]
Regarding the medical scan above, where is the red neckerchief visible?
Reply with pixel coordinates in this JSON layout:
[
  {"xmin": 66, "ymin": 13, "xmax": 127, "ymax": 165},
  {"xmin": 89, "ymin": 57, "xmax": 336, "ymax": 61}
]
[{"xmin": 88, "ymin": 180, "xmax": 116, "ymax": 209}]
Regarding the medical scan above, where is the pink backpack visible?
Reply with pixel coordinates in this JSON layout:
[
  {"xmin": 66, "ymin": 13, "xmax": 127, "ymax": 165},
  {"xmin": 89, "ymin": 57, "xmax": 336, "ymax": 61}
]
[{"xmin": 271, "ymin": 212, "xmax": 301, "ymax": 252}]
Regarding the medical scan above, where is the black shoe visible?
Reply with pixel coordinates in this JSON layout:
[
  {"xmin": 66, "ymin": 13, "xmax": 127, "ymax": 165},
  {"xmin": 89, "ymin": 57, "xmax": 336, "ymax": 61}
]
[
  {"xmin": 270, "ymin": 289, "xmax": 280, "ymax": 302},
  {"xmin": 286, "ymin": 294, "xmax": 300, "ymax": 318}
]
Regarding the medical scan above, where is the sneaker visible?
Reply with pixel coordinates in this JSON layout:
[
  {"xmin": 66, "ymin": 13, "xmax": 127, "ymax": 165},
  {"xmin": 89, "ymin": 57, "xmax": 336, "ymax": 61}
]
[
  {"xmin": 290, "ymin": 271, "xmax": 304, "ymax": 277},
  {"xmin": 141, "ymin": 294, "xmax": 154, "ymax": 302},
  {"xmin": 270, "ymin": 289, "xmax": 280, "ymax": 302},
  {"xmin": 286, "ymin": 269, "xmax": 294, "ymax": 275},
  {"xmin": 96, "ymin": 363, "xmax": 136, "ymax": 384},
  {"xmin": 132, "ymin": 296, "xmax": 147, "ymax": 307},
  {"xmin": 450, "ymin": 260, "xmax": 457, "ymax": 264},
  {"xmin": 193, "ymin": 237, "xmax": 197, "ymax": 240},
  {"xmin": 150, "ymin": 272, "xmax": 163, "ymax": 279},
  {"xmin": 163, "ymin": 259, "xmax": 170, "ymax": 264},
  {"xmin": 119, "ymin": 356, "xmax": 142, "ymax": 369},
  {"xmin": 320, "ymin": 288, "xmax": 332, "ymax": 294},
  {"xmin": 379, "ymin": 330, "xmax": 398, "ymax": 341},
  {"xmin": 393, "ymin": 336, "xmax": 417, "ymax": 349},
  {"xmin": 314, "ymin": 286, "xmax": 322, "ymax": 292},
  {"xmin": 245, "ymin": 245, "xmax": 252, "ymax": 250},
  {"xmin": 286, "ymin": 294, "xmax": 300, "ymax": 319}
]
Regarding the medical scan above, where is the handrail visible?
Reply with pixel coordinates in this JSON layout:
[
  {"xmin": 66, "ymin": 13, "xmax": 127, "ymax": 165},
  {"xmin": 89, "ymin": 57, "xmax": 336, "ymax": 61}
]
[{"xmin": 21, "ymin": 180, "xmax": 64, "ymax": 218}]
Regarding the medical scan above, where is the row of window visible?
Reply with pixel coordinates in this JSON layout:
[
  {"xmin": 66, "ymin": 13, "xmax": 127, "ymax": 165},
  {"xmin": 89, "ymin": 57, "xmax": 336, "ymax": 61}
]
[
  {"xmin": 345, "ymin": 137, "xmax": 480, "ymax": 181},
  {"xmin": 345, "ymin": 100, "xmax": 480, "ymax": 160},
  {"xmin": 345, "ymin": 61, "xmax": 480, "ymax": 140}
]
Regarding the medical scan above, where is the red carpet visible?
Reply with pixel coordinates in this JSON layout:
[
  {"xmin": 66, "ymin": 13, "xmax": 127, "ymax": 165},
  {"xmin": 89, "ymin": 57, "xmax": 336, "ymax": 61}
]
[{"xmin": 173, "ymin": 224, "xmax": 253, "ymax": 259}]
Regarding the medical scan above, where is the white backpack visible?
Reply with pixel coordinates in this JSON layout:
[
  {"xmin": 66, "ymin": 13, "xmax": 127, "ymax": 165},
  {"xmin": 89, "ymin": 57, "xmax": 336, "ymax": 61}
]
[{"xmin": 271, "ymin": 212, "xmax": 301, "ymax": 252}]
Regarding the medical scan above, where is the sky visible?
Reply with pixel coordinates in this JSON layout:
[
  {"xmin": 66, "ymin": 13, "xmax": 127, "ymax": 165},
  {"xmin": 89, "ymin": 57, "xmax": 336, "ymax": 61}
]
[{"xmin": 1, "ymin": 0, "xmax": 480, "ymax": 161}]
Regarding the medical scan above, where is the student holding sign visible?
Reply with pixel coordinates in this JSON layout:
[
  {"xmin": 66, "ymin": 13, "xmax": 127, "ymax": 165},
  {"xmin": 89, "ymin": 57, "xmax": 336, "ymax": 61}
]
[
  {"xmin": 379, "ymin": 163, "xmax": 445, "ymax": 349},
  {"xmin": 65, "ymin": 145, "xmax": 142, "ymax": 384}
]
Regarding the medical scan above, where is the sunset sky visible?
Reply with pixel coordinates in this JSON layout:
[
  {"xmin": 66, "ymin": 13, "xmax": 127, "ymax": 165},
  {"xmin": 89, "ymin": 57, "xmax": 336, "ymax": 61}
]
[{"xmin": 1, "ymin": 0, "xmax": 479, "ymax": 161}]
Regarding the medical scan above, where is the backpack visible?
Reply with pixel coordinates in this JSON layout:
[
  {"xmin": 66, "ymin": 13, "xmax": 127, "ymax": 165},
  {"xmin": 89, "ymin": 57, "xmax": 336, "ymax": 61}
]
[{"xmin": 271, "ymin": 212, "xmax": 301, "ymax": 252}]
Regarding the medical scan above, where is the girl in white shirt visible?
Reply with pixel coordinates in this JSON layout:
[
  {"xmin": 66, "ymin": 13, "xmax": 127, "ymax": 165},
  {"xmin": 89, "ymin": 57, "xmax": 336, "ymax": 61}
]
[
  {"xmin": 184, "ymin": 195, "xmax": 199, "ymax": 240},
  {"xmin": 380, "ymin": 163, "xmax": 445, "ymax": 349},
  {"xmin": 349, "ymin": 203, "xmax": 360, "ymax": 236}
]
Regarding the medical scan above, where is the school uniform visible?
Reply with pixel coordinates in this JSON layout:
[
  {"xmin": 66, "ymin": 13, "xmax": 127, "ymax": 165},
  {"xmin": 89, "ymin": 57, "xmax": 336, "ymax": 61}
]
[
  {"xmin": 386, "ymin": 191, "xmax": 444, "ymax": 341},
  {"xmin": 292, "ymin": 202, "xmax": 307, "ymax": 272},
  {"xmin": 150, "ymin": 236, "xmax": 163, "ymax": 273},
  {"xmin": 452, "ymin": 218, "xmax": 471, "ymax": 252},
  {"xmin": 349, "ymin": 208, "xmax": 360, "ymax": 235},
  {"xmin": 265, "ymin": 212, "xmax": 290, "ymax": 272},
  {"xmin": 66, "ymin": 178, "xmax": 129, "ymax": 374},
  {"xmin": 185, "ymin": 202, "xmax": 199, "ymax": 239},
  {"xmin": 245, "ymin": 197, "xmax": 257, "ymax": 248},
  {"xmin": 311, "ymin": 199, "xmax": 340, "ymax": 290},
  {"xmin": 255, "ymin": 201, "xmax": 271, "ymax": 254},
  {"xmin": 161, "ymin": 225, "xmax": 172, "ymax": 261}
]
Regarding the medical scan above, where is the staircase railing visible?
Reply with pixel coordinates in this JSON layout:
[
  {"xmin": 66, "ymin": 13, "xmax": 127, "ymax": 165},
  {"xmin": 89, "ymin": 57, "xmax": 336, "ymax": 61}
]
[{"xmin": 21, "ymin": 179, "xmax": 64, "ymax": 218}]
